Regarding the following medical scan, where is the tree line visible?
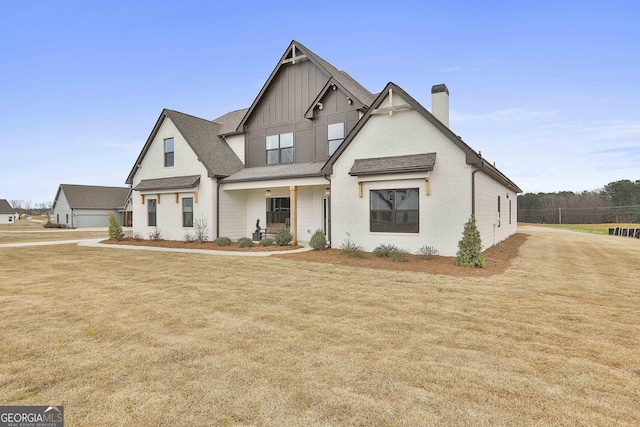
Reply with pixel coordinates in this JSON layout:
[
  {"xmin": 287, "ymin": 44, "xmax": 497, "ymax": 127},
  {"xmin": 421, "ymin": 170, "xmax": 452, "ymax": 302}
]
[
  {"xmin": 518, "ymin": 179, "xmax": 640, "ymax": 224},
  {"xmin": 7, "ymin": 200, "xmax": 53, "ymax": 215}
]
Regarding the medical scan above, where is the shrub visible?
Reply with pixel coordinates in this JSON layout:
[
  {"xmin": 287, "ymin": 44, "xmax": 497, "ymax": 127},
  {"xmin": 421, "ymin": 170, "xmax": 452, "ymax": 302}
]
[
  {"xmin": 418, "ymin": 245, "xmax": 439, "ymax": 260},
  {"xmin": 193, "ymin": 216, "xmax": 209, "ymax": 243},
  {"xmin": 132, "ymin": 232, "xmax": 144, "ymax": 241},
  {"xmin": 148, "ymin": 228, "xmax": 163, "ymax": 241},
  {"xmin": 215, "ymin": 237, "xmax": 231, "ymax": 247},
  {"xmin": 390, "ymin": 248, "xmax": 411, "ymax": 262},
  {"xmin": 237, "ymin": 237, "xmax": 254, "ymax": 248},
  {"xmin": 340, "ymin": 232, "xmax": 365, "ymax": 258},
  {"xmin": 456, "ymin": 215, "xmax": 485, "ymax": 267},
  {"xmin": 183, "ymin": 233, "xmax": 195, "ymax": 243},
  {"xmin": 373, "ymin": 243, "xmax": 398, "ymax": 257},
  {"xmin": 260, "ymin": 237, "xmax": 275, "ymax": 247},
  {"xmin": 108, "ymin": 212, "xmax": 124, "ymax": 240},
  {"xmin": 274, "ymin": 224, "xmax": 293, "ymax": 246},
  {"xmin": 309, "ymin": 229, "xmax": 327, "ymax": 250}
]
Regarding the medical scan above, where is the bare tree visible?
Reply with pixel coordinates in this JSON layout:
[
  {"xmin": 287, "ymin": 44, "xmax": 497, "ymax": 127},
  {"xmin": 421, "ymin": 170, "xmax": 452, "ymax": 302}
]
[{"xmin": 9, "ymin": 200, "xmax": 22, "ymax": 210}]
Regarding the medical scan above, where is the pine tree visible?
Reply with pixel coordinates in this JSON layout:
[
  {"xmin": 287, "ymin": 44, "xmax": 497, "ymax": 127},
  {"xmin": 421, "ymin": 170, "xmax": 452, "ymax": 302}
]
[
  {"xmin": 108, "ymin": 212, "xmax": 124, "ymax": 240},
  {"xmin": 456, "ymin": 215, "xmax": 484, "ymax": 267}
]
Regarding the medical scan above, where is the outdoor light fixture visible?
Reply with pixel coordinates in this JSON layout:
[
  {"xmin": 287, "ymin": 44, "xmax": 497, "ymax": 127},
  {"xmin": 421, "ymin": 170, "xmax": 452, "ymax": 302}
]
[
  {"xmin": 317, "ymin": 102, "xmax": 323, "ymax": 110},
  {"xmin": 265, "ymin": 189, "xmax": 272, "ymax": 198},
  {"xmin": 325, "ymin": 187, "xmax": 331, "ymax": 196}
]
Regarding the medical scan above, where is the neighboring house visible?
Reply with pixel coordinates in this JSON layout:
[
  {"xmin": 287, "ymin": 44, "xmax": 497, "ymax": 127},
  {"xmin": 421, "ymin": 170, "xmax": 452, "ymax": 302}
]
[
  {"xmin": 52, "ymin": 184, "xmax": 131, "ymax": 228},
  {"xmin": 0, "ymin": 199, "xmax": 15, "ymax": 225},
  {"xmin": 127, "ymin": 40, "xmax": 521, "ymax": 255}
]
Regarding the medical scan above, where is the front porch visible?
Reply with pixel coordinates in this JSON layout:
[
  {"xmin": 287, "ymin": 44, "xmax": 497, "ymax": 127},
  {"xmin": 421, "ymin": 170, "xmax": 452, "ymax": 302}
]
[{"xmin": 218, "ymin": 178, "xmax": 330, "ymax": 245}]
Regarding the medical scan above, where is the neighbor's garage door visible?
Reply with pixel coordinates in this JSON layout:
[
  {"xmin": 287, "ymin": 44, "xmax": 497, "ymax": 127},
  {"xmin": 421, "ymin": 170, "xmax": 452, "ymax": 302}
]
[{"xmin": 75, "ymin": 213, "xmax": 109, "ymax": 228}]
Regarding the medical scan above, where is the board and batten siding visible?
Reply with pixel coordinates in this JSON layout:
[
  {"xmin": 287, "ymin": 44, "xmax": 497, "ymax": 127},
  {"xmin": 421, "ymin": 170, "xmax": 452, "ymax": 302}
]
[
  {"xmin": 131, "ymin": 117, "xmax": 215, "ymax": 241},
  {"xmin": 244, "ymin": 59, "xmax": 363, "ymax": 168}
]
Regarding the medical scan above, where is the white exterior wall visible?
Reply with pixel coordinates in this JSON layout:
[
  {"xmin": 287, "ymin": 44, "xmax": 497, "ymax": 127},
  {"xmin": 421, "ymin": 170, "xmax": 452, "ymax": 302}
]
[
  {"xmin": 131, "ymin": 118, "xmax": 215, "ymax": 241},
  {"xmin": 0, "ymin": 214, "xmax": 12, "ymax": 224},
  {"xmin": 52, "ymin": 191, "xmax": 72, "ymax": 226},
  {"xmin": 474, "ymin": 172, "xmax": 518, "ymax": 248},
  {"xmin": 224, "ymin": 134, "xmax": 245, "ymax": 164},
  {"xmin": 331, "ymin": 94, "xmax": 473, "ymax": 256},
  {"xmin": 219, "ymin": 182, "xmax": 327, "ymax": 243}
]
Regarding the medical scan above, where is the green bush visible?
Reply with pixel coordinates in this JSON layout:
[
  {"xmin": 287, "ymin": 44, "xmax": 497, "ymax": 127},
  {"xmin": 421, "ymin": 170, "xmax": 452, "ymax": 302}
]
[
  {"xmin": 215, "ymin": 237, "xmax": 231, "ymax": 246},
  {"xmin": 417, "ymin": 245, "xmax": 439, "ymax": 260},
  {"xmin": 390, "ymin": 248, "xmax": 411, "ymax": 262},
  {"xmin": 274, "ymin": 224, "xmax": 293, "ymax": 246},
  {"xmin": 309, "ymin": 229, "xmax": 327, "ymax": 250},
  {"xmin": 340, "ymin": 233, "xmax": 365, "ymax": 258},
  {"xmin": 260, "ymin": 237, "xmax": 275, "ymax": 247},
  {"xmin": 237, "ymin": 237, "xmax": 254, "ymax": 248},
  {"xmin": 373, "ymin": 243, "xmax": 398, "ymax": 257},
  {"xmin": 456, "ymin": 215, "xmax": 485, "ymax": 267},
  {"xmin": 108, "ymin": 212, "xmax": 124, "ymax": 240}
]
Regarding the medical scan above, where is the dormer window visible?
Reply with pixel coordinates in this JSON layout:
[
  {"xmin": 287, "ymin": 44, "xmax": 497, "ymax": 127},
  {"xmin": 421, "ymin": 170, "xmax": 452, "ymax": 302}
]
[
  {"xmin": 164, "ymin": 138, "xmax": 174, "ymax": 167},
  {"xmin": 266, "ymin": 133, "xmax": 293, "ymax": 164}
]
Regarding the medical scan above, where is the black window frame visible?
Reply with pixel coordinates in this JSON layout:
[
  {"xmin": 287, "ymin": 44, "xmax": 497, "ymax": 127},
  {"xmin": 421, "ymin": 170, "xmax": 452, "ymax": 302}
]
[
  {"xmin": 498, "ymin": 196, "xmax": 501, "ymax": 228},
  {"xmin": 266, "ymin": 133, "xmax": 294, "ymax": 165},
  {"xmin": 164, "ymin": 138, "xmax": 174, "ymax": 167},
  {"xmin": 182, "ymin": 197, "xmax": 193, "ymax": 228},
  {"xmin": 148, "ymin": 199, "xmax": 157, "ymax": 226},
  {"xmin": 328, "ymin": 122, "xmax": 344, "ymax": 156},
  {"xmin": 370, "ymin": 188, "xmax": 420, "ymax": 233},
  {"xmin": 266, "ymin": 197, "xmax": 290, "ymax": 225}
]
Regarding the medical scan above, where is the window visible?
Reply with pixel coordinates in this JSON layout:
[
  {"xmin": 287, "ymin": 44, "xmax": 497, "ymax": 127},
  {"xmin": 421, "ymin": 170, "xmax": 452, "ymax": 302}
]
[
  {"xmin": 266, "ymin": 133, "xmax": 293, "ymax": 164},
  {"xmin": 266, "ymin": 197, "xmax": 290, "ymax": 225},
  {"xmin": 497, "ymin": 196, "xmax": 501, "ymax": 227},
  {"xmin": 370, "ymin": 188, "xmax": 419, "ymax": 233},
  {"xmin": 65, "ymin": 214, "xmax": 69, "ymax": 224},
  {"xmin": 182, "ymin": 198, "xmax": 193, "ymax": 228},
  {"xmin": 148, "ymin": 199, "xmax": 157, "ymax": 226},
  {"xmin": 164, "ymin": 138, "xmax": 174, "ymax": 167},
  {"xmin": 328, "ymin": 123, "xmax": 344, "ymax": 156}
]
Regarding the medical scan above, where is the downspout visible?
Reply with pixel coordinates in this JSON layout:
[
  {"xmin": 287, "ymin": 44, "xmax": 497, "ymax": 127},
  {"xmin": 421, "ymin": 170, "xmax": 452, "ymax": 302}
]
[
  {"xmin": 324, "ymin": 174, "xmax": 332, "ymax": 248},
  {"xmin": 216, "ymin": 179, "xmax": 220, "ymax": 239},
  {"xmin": 471, "ymin": 162, "xmax": 485, "ymax": 217}
]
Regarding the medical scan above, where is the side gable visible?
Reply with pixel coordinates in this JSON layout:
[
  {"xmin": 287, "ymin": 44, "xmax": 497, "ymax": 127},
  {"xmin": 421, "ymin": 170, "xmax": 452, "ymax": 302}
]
[
  {"xmin": 322, "ymin": 82, "xmax": 522, "ymax": 193},
  {"xmin": 126, "ymin": 109, "xmax": 243, "ymax": 185},
  {"xmin": 0, "ymin": 199, "xmax": 14, "ymax": 214},
  {"xmin": 54, "ymin": 184, "xmax": 130, "ymax": 210}
]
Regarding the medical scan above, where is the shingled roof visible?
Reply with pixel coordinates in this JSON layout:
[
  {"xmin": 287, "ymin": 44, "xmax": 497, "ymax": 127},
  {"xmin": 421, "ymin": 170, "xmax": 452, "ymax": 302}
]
[
  {"xmin": 54, "ymin": 184, "xmax": 130, "ymax": 210},
  {"xmin": 126, "ymin": 109, "xmax": 244, "ymax": 184},
  {"xmin": 0, "ymin": 199, "xmax": 14, "ymax": 214},
  {"xmin": 349, "ymin": 153, "xmax": 436, "ymax": 176}
]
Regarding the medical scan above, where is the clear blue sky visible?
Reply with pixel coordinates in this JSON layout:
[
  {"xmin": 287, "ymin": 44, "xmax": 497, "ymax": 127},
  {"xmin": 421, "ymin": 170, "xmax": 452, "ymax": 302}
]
[{"xmin": 1, "ymin": 0, "xmax": 639, "ymax": 204}]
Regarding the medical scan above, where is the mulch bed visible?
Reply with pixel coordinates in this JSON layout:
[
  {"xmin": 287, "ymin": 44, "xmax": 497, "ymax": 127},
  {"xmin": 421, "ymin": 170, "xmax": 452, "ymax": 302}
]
[
  {"xmin": 275, "ymin": 233, "xmax": 528, "ymax": 277},
  {"xmin": 102, "ymin": 233, "xmax": 528, "ymax": 277}
]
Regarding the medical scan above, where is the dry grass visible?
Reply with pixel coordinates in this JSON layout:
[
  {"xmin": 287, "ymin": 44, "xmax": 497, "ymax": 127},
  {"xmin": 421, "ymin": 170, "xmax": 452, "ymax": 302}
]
[{"xmin": 1, "ymin": 225, "xmax": 639, "ymax": 426}]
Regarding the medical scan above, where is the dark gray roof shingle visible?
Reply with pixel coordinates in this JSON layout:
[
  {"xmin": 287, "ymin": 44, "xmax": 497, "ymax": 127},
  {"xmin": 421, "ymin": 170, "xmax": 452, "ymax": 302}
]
[
  {"xmin": 133, "ymin": 175, "xmax": 201, "ymax": 192},
  {"xmin": 57, "ymin": 185, "xmax": 130, "ymax": 209},
  {"xmin": 0, "ymin": 199, "xmax": 14, "ymax": 214},
  {"xmin": 164, "ymin": 110, "xmax": 245, "ymax": 178},
  {"xmin": 349, "ymin": 153, "xmax": 437, "ymax": 176},
  {"xmin": 214, "ymin": 108, "xmax": 249, "ymax": 135},
  {"xmin": 222, "ymin": 162, "xmax": 325, "ymax": 183}
]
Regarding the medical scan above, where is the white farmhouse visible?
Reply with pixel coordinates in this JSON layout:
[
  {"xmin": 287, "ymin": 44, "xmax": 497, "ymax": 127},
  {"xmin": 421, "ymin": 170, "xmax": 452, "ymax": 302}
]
[
  {"xmin": 126, "ymin": 41, "xmax": 521, "ymax": 255},
  {"xmin": 0, "ymin": 199, "xmax": 15, "ymax": 225}
]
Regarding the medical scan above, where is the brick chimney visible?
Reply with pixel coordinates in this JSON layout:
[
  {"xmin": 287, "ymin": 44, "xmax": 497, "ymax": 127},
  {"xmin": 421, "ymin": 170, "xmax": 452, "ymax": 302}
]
[{"xmin": 431, "ymin": 84, "xmax": 449, "ymax": 128}]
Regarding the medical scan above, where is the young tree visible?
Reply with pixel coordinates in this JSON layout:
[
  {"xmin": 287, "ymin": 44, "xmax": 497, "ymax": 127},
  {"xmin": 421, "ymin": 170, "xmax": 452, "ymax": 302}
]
[
  {"xmin": 456, "ymin": 215, "xmax": 484, "ymax": 268},
  {"xmin": 108, "ymin": 212, "xmax": 124, "ymax": 240}
]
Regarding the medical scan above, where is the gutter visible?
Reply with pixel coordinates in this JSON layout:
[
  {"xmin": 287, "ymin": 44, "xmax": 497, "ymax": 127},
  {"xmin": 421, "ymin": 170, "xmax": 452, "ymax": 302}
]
[{"xmin": 471, "ymin": 162, "xmax": 485, "ymax": 216}]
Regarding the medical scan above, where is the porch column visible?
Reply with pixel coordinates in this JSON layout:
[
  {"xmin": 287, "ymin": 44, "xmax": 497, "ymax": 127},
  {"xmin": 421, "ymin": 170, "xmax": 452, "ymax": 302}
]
[{"xmin": 290, "ymin": 185, "xmax": 298, "ymax": 245}]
